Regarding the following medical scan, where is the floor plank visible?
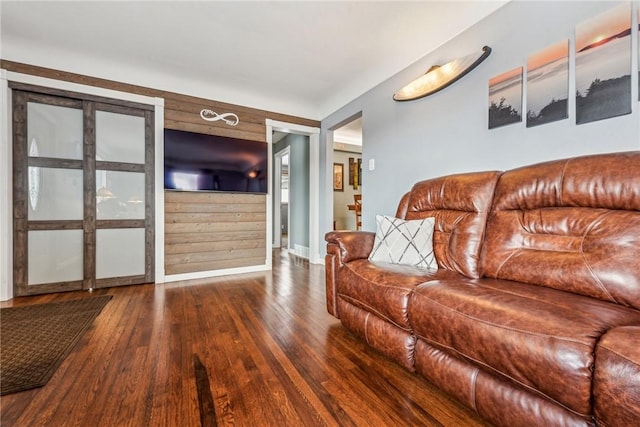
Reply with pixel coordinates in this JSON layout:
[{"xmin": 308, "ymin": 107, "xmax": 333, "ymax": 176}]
[{"xmin": 0, "ymin": 250, "xmax": 489, "ymax": 426}]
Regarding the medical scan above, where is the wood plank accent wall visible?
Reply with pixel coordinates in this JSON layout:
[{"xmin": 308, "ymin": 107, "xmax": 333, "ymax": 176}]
[
  {"xmin": 2, "ymin": 60, "xmax": 319, "ymax": 276},
  {"xmin": 164, "ymin": 191, "xmax": 267, "ymax": 275}
]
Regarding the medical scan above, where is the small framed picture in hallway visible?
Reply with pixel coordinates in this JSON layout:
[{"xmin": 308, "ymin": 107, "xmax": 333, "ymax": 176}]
[{"xmin": 333, "ymin": 163, "xmax": 344, "ymax": 191}]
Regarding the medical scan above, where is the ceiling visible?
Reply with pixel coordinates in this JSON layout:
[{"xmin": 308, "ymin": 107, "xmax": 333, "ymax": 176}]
[
  {"xmin": 334, "ymin": 116, "xmax": 363, "ymax": 146},
  {"xmin": 1, "ymin": 1, "xmax": 508, "ymax": 120}
]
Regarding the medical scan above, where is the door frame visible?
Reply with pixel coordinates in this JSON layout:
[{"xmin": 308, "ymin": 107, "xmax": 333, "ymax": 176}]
[
  {"xmin": 273, "ymin": 146, "xmax": 290, "ymax": 250},
  {"xmin": 266, "ymin": 119, "xmax": 321, "ymax": 264},
  {"xmin": 329, "ymin": 113, "xmax": 363, "ymax": 232}
]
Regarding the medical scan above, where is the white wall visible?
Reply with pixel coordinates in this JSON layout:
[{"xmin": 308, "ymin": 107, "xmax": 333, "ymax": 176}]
[{"xmin": 321, "ymin": 1, "xmax": 640, "ymax": 234}]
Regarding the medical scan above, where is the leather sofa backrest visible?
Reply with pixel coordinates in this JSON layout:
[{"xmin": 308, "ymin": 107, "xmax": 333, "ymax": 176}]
[
  {"xmin": 397, "ymin": 171, "xmax": 501, "ymax": 279},
  {"xmin": 482, "ymin": 151, "xmax": 640, "ymax": 310}
]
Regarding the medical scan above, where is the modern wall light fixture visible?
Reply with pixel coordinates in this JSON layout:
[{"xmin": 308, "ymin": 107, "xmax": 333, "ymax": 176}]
[{"xmin": 393, "ymin": 46, "xmax": 492, "ymax": 101}]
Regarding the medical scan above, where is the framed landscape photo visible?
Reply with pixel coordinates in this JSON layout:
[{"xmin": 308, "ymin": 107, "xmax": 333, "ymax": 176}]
[
  {"xmin": 333, "ymin": 163, "xmax": 344, "ymax": 191},
  {"xmin": 575, "ymin": 2, "xmax": 632, "ymax": 124},
  {"xmin": 526, "ymin": 40, "xmax": 569, "ymax": 127},
  {"xmin": 488, "ymin": 67, "xmax": 523, "ymax": 129}
]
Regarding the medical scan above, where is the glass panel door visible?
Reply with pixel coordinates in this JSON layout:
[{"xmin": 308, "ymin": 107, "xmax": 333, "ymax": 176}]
[
  {"xmin": 12, "ymin": 85, "xmax": 154, "ymax": 296},
  {"xmin": 13, "ymin": 91, "xmax": 85, "ymax": 295},
  {"xmin": 93, "ymin": 103, "xmax": 152, "ymax": 288}
]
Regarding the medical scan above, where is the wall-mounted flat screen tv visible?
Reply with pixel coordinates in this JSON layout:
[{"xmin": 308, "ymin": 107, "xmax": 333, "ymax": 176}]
[{"xmin": 164, "ymin": 129, "xmax": 268, "ymax": 194}]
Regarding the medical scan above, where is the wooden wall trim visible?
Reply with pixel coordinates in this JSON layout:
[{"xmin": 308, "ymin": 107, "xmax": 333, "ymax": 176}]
[
  {"xmin": 1, "ymin": 60, "xmax": 320, "ymax": 134},
  {"xmin": 9, "ymin": 81, "xmax": 154, "ymax": 111}
]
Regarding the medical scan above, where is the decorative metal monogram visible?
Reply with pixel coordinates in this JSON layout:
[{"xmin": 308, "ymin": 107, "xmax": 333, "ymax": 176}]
[{"xmin": 199, "ymin": 109, "xmax": 240, "ymax": 126}]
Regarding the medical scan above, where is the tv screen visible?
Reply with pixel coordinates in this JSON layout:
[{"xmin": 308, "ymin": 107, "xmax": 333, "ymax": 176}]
[{"xmin": 164, "ymin": 129, "xmax": 268, "ymax": 194}]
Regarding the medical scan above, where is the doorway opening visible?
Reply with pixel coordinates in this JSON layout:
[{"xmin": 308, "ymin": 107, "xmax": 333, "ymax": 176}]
[
  {"xmin": 273, "ymin": 134, "xmax": 308, "ymax": 258},
  {"xmin": 332, "ymin": 116, "xmax": 363, "ymax": 231},
  {"xmin": 273, "ymin": 145, "xmax": 290, "ymax": 250},
  {"xmin": 266, "ymin": 120, "xmax": 320, "ymax": 265}
]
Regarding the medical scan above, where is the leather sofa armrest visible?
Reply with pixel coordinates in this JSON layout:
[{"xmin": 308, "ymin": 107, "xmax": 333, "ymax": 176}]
[
  {"xmin": 325, "ymin": 230, "xmax": 376, "ymax": 264},
  {"xmin": 324, "ymin": 231, "xmax": 375, "ymax": 318},
  {"xmin": 594, "ymin": 325, "xmax": 640, "ymax": 426}
]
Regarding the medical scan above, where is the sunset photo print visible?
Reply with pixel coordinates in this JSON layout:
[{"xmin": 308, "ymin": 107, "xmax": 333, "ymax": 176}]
[
  {"xmin": 575, "ymin": 2, "xmax": 632, "ymax": 124},
  {"xmin": 526, "ymin": 40, "xmax": 569, "ymax": 127},
  {"xmin": 489, "ymin": 67, "xmax": 523, "ymax": 129}
]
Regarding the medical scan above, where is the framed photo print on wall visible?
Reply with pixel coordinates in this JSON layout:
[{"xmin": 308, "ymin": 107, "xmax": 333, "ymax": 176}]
[
  {"xmin": 575, "ymin": 2, "xmax": 632, "ymax": 124},
  {"xmin": 488, "ymin": 67, "xmax": 523, "ymax": 129},
  {"xmin": 526, "ymin": 40, "xmax": 569, "ymax": 127},
  {"xmin": 333, "ymin": 163, "xmax": 344, "ymax": 191}
]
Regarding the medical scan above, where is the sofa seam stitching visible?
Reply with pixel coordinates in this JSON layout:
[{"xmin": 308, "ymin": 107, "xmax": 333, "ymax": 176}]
[
  {"xmin": 580, "ymin": 210, "xmax": 619, "ymax": 304},
  {"xmin": 493, "ymin": 248, "xmax": 521, "ymax": 278},
  {"xmin": 346, "ymin": 264, "xmax": 429, "ymax": 291},
  {"xmin": 598, "ymin": 345, "xmax": 640, "ymax": 367},
  {"xmin": 559, "ymin": 159, "xmax": 568, "ymax": 206},
  {"xmin": 364, "ymin": 312, "xmax": 370, "ymax": 345},
  {"xmin": 470, "ymin": 368, "xmax": 479, "ymax": 412}
]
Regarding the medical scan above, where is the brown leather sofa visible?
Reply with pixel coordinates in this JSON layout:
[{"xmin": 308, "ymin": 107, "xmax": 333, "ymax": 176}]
[{"xmin": 325, "ymin": 151, "xmax": 640, "ymax": 426}]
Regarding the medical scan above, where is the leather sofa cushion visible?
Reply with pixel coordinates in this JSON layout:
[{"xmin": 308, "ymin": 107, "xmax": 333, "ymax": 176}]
[
  {"xmin": 593, "ymin": 326, "xmax": 640, "ymax": 426},
  {"xmin": 397, "ymin": 170, "xmax": 501, "ymax": 279},
  {"xmin": 408, "ymin": 277, "xmax": 640, "ymax": 416},
  {"xmin": 482, "ymin": 151, "xmax": 640, "ymax": 310},
  {"xmin": 336, "ymin": 259, "xmax": 462, "ymax": 329}
]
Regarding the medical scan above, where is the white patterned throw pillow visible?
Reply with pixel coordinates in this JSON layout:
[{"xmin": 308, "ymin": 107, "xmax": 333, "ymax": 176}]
[{"xmin": 369, "ymin": 215, "xmax": 438, "ymax": 270}]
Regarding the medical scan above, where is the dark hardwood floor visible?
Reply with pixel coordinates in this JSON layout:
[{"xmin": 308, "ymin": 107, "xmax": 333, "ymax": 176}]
[{"xmin": 0, "ymin": 250, "xmax": 489, "ymax": 426}]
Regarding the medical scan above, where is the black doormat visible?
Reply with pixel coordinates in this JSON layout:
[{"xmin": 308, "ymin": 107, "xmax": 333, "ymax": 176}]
[{"xmin": 0, "ymin": 295, "xmax": 112, "ymax": 395}]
